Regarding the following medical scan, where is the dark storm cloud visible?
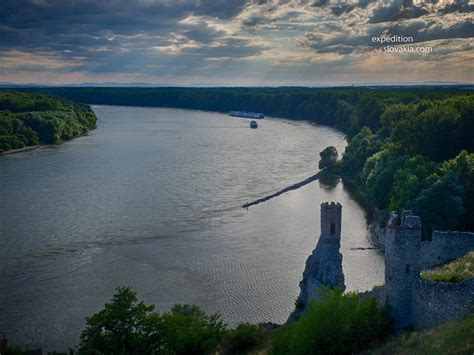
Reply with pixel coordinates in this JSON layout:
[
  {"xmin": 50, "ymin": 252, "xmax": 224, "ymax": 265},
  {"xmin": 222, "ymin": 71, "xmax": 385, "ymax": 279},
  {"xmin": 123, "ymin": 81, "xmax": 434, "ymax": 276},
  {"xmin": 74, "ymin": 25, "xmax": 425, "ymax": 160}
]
[
  {"xmin": 438, "ymin": 0, "xmax": 474, "ymax": 14},
  {"xmin": 369, "ymin": 0, "xmax": 429, "ymax": 23},
  {"xmin": 311, "ymin": 0, "xmax": 330, "ymax": 6},
  {"xmin": 182, "ymin": 25, "xmax": 227, "ymax": 44},
  {"xmin": 301, "ymin": 32, "xmax": 371, "ymax": 54},
  {"xmin": 330, "ymin": 4, "xmax": 356, "ymax": 16},
  {"xmin": 242, "ymin": 14, "xmax": 274, "ymax": 27},
  {"xmin": 328, "ymin": 0, "xmax": 374, "ymax": 16},
  {"xmin": 301, "ymin": 18, "xmax": 474, "ymax": 55},
  {"xmin": 182, "ymin": 39, "xmax": 267, "ymax": 58},
  {"xmin": 385, "ymin": 20, "xmax": 474, "ymax": 43}
]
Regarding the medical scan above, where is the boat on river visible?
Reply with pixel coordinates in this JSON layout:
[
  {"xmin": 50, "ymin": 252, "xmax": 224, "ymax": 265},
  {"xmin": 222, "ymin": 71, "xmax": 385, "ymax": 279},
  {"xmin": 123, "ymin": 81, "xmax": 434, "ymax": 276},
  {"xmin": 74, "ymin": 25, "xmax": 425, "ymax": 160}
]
[{"xmin": 229, "ymin": 111, "xmax": 264, "ymax": 119}]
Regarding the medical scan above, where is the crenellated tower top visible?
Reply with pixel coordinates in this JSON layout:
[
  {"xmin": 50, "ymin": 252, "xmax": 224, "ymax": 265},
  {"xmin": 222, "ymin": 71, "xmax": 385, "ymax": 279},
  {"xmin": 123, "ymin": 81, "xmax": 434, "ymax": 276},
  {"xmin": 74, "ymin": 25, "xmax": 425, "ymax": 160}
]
[{"xmin": 320, "ymin": 202, "xmax": 342, "ymax": 239}]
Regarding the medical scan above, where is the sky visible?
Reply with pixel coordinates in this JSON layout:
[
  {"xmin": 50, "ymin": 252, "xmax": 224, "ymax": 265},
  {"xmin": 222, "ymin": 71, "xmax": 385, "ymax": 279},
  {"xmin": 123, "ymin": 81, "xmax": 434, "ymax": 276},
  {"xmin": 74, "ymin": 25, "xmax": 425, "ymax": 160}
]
[{"xmin": 0, "ymin": 0, "xmax": 473, "ymax": 85}]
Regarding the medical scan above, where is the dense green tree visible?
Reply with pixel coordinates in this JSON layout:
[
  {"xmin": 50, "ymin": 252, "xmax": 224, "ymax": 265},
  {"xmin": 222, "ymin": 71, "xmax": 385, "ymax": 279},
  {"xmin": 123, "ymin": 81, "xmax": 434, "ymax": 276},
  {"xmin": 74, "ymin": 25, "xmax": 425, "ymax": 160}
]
[
  {"xmin": 340, "ymin": 127, "xmax": 382, "ymax": 183},
  {"xmin": 441, "ymin": 150, "xmax": 474, "ymax": 230},
  {"xmin": 390, "ymin": 97, "xmax": 474, "ymax": 162},
  {"xmin": 79, "ymin": 287, "xmax": 165, "ymax": 354},
  {"xmin": 388, "ymin": 155, "xmax": 438, "ymax": 212},
  {"xmin": 319, "ymin": 146, "xmax": 338, "ymax": 170},
  {"xmin": 411, "ymin": 171, "xmax": 465, "ymax": 238},
  {"xmin": 362, "ymin": 148, "xmax": 408, "ymax": 209},
  {"xmin": 221, "ymin": 323, "xmax": 265, "ymax": 354},
  {"xmin": 161, "ymin": 304, "xmax": 226, "ymax": 355}
]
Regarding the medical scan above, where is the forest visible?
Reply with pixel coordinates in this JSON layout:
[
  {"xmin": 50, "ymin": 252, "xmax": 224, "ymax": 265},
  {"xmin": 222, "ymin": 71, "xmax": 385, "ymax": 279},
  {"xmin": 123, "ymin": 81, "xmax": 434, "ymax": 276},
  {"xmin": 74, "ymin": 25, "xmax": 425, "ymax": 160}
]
[
  {"xmin": 323, "ymin": 94, "xmax": 474, "ymax": 236},
  {"xmin": 16, "ymin": 86, "xmax": 471, "ymax": 139},
  {"xmin": 0, "ymin": 91, "xmax": 97, "ymax": 153}
]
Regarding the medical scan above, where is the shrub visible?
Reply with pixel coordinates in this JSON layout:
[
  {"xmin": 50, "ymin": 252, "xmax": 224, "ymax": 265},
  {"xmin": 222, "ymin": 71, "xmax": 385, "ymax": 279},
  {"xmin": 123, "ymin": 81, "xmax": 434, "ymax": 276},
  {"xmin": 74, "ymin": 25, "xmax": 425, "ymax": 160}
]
[
  {"xmin": 271, "ymin": 288, "xmax": 392, "ymax": 355},
  {"xmin": 319, "ymin": 146, "xmax": 338, "ymax": 171},
  {"xmin": 161, "ymin": 304, "xmax": 226, "ymax": 355},
  {"xmin": 221, "ymin": 323, "xmax": 265, "ymax": 354}
]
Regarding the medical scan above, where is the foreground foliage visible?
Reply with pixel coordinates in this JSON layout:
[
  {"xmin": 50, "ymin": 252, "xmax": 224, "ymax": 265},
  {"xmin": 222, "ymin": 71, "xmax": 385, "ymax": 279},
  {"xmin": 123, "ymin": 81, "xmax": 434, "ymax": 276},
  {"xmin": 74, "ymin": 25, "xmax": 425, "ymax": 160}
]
[
  {"xmin": 79, "ymin": 287, "xmax": 226, "ymax": 354},
  {"xmin": 271, "ymin": 289, "xmax": 392, "ymax": 355},
  {"xmin": 367, "ymin": 312, "xmax": 474, "ymax": 355},
  {"xmin": 221, "ymin": 323, "xmax": 266, "ymax": 354},
  {"xmin": 0, "ymin": 90, "xmax": 96, "ymax": 152},
  {"xmin": 421, "ymin": 252, "xmax": 474, "ymax": 283}
]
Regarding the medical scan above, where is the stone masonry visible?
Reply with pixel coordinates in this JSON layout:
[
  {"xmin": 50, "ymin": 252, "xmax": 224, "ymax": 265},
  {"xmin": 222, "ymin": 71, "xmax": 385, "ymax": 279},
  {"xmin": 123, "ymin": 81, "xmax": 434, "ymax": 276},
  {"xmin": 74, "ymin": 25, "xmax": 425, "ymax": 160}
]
[
  {"xmin": 383, "ymin": 210, "xmax": 474, "ymax": 329},
  {"xmin": 296, "ymin": 202, "xmax": 345, "ymax": 314}
]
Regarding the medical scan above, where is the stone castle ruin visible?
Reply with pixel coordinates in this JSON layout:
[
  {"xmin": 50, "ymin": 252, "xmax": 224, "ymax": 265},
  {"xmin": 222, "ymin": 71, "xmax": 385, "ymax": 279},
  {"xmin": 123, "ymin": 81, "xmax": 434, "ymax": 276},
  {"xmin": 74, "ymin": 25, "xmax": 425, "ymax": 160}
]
[
  {"xmin": 296, "ymin": 202, "xmax": 345, "ymax": 316},
  {"xmin": 297, "ymin": 202, "xmax": 474, "ymax": 329}
]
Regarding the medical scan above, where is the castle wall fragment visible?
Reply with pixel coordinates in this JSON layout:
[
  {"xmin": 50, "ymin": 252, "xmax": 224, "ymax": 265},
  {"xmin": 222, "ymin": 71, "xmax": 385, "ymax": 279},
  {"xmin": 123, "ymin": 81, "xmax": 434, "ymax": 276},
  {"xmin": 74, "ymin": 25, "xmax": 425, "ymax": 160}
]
[{"xmin": 412, "ymin": 276, "xmax": 474, "ymax": 328}]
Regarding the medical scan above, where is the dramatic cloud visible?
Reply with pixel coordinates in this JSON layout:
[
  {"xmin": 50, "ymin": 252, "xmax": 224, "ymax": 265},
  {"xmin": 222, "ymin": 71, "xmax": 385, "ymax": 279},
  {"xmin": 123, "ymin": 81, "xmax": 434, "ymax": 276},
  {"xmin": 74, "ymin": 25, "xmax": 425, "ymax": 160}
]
[{"xmin": 0, "ymin": 0, "xmax": 472, "ymax": 85}]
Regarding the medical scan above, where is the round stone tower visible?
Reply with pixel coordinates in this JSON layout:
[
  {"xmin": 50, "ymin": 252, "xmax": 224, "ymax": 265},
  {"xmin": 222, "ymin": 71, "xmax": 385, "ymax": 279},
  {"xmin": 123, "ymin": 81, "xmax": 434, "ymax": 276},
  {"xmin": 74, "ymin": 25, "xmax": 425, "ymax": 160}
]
[{"xmin": 385, "ymin": 210, "xmax": 422, "ymax": 329}]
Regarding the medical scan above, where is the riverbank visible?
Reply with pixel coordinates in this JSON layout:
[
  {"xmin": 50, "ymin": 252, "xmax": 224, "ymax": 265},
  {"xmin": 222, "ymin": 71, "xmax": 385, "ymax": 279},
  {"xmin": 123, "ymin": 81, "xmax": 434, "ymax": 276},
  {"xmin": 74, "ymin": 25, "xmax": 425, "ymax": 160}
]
[
  {"xmin": 340, "ymin": 177, "xmax": 386, "ymax": 249},
  {"xmin": 0, "ymin": 145, "xmax": 39, "ymax": 155}
]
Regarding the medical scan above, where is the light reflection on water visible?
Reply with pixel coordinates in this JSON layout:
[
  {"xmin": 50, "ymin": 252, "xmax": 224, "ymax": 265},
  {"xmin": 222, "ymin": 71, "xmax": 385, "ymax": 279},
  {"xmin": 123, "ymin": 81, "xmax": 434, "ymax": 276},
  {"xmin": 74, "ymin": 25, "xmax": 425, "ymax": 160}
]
[{"xmin": 0, "ymin": 106, "xmax": 383, "ymax": 351}]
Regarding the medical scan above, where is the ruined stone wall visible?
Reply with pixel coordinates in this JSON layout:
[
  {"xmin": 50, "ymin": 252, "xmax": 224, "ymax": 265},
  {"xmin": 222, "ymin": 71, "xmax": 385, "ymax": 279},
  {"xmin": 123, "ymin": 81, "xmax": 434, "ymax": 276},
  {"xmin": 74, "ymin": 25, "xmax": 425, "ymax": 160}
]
[
  {"xmin": 382, "ymin": 211, "xmax": 474, "ymax": 329},
  {"xmin": 412, "ymin": 276, "xmax": 474, "ymax": 328},
  {"xmin": 420, "ymin": 231, "xmax": 474, "ymax": 269}
]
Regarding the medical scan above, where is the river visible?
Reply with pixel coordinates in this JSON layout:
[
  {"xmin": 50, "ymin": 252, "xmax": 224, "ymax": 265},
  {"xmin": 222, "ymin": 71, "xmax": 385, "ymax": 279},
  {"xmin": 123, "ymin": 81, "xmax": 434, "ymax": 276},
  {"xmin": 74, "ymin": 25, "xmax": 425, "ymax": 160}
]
[{"xmin": 0, "ymin": 106, "xmax": 384, "ymax": 351}]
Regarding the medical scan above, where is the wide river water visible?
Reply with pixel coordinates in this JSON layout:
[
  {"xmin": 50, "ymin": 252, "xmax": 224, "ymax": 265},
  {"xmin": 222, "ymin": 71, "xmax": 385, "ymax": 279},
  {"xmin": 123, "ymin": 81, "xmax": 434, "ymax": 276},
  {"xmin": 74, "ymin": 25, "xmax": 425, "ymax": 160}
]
[{"xmin": 0, "ymin": 106, "xmax": 384, "ymax": 351}]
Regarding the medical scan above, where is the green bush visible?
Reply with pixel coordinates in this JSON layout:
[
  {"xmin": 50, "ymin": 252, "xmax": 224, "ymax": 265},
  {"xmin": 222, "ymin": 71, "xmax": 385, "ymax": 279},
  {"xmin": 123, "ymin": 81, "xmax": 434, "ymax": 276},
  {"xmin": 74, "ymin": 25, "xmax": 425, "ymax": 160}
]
[
  {"xmin": 221, "ymin": 323, "xmax": 265, "ymax": 354},
  {"xmin": 271, "ymin": 288, "xmax": 392, "ymax": 355},
  {"xmin": 319, "ymin": 146, "xmax": 338, "ymax": 171},
  {"xmin": 161, "ymin": 304, "xmax": 226, "ymax": 355}
]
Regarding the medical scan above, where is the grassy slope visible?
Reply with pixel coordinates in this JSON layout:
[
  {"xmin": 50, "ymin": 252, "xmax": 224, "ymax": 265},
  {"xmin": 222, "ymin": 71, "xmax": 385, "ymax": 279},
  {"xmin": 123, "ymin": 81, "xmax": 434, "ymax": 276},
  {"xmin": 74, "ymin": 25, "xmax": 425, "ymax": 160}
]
[
  {"xmin": 366, "ymin": 313, "xmax": 474, "ymax": 355},
  {"xmin": 421, "ymin": 252, "xmax": 474, "ymax": 283}
]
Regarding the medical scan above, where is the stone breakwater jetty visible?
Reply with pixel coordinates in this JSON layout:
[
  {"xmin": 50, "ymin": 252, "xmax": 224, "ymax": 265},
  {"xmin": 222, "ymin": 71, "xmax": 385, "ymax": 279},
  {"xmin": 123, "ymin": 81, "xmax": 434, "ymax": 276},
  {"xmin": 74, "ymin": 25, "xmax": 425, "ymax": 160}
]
[
  {"xmin": 294, "ymin": 202, "xmax": 474, "ymax": 330},
  {"xmin": 242, "ymin": 172, "xmax": 331, "ymax": 208}
]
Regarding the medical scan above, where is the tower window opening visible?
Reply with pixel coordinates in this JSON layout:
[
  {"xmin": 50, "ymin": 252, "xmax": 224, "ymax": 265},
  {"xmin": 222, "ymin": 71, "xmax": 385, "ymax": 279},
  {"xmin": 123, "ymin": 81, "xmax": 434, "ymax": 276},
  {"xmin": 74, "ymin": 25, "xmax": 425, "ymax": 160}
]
[{"xmin": 330, "ymin": 223, "xmax": 336, "ymax": 235}]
